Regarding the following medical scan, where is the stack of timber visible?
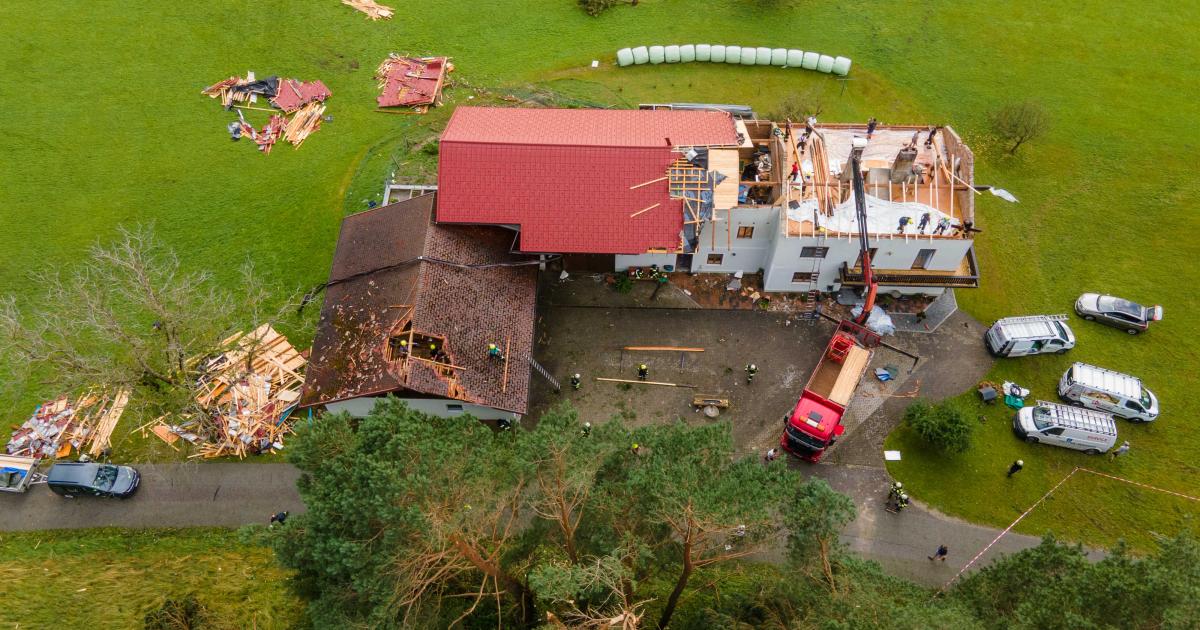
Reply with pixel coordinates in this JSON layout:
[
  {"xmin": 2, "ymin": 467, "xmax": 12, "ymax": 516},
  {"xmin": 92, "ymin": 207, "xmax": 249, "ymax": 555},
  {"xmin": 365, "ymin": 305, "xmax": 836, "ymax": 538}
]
[
  {"xmin": 374, "ymin": 55, "xmax": 452, "ymax": 113},
  {"xmin": 6, "ymin": 389, "xmax": 129, "ymax": 459},
  {"xmin": 343, "ymin": 0, "xmax": 394, "ymax": 19},
  {"xmin": 201, "ymin": 73, "xmax": 331, "ymax": 153},
  {"xmin": 158, "ymin": 325, "xmax": 306, "ymax": 459}
]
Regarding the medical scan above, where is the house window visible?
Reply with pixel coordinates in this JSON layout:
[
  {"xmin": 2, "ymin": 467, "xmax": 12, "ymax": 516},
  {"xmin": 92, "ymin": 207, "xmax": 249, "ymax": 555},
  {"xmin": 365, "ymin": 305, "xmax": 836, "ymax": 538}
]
[
  {"xmin": 912, "ymin": 249, "xmax": 936, "ymax": 270},
  {"xmin": 791, "ymin": 272, "xmax": 815, "ymax": 283},
  {"xmin": 737, "ymin": 226, "xmax": 754, "ymax": 239},
  {"xmin": 707, "ymin": 253, "xmax": 724, "ymax": 265},
  {"xmin": 446, "ymin": 403, "xmax": 464, "ymax": 412},
  {"xmin": 800, "ymin": 247, "xmax": 828, "ymax": 258}
]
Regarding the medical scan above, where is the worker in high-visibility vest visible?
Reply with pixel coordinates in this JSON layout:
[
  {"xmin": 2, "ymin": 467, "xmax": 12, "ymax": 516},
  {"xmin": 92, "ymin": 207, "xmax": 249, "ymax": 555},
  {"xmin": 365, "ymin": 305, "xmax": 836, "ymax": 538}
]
[
  {"xmin": 487, "ymin": 343, "xmax": 503, "ymax": 360},
  {"xmin": 637, "ymin": 364, "xmax": 649, "ymax": 381},
  {"xmin": 570, "ymin": 374, "xmax": 581, "ymax": 390}
]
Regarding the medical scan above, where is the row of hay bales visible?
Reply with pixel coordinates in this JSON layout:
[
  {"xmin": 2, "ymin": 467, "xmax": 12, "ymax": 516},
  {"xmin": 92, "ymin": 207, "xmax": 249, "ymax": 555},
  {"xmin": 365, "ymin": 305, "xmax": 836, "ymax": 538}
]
[{"xmin": 616, "ymin": 45, "xmax": 851, "ymax": 76}]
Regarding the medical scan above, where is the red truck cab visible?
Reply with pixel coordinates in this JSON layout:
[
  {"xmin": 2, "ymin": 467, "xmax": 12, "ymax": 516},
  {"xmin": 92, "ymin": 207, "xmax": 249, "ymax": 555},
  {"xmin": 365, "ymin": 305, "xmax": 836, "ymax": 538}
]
[{"xmin": 780, "ymin": 321, "xmax": 879, "ymax": 462}]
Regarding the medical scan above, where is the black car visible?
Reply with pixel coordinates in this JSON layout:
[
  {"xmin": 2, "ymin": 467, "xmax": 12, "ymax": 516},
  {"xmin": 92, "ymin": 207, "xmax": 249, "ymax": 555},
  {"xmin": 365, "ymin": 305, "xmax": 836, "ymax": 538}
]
[
  {"xmin": 1075, "ymin": 293, "xmax": 1162, "ymax": 335},
  {"xmin": 46, "ymin": 462, "xmax": 140, "ymax": 499}
]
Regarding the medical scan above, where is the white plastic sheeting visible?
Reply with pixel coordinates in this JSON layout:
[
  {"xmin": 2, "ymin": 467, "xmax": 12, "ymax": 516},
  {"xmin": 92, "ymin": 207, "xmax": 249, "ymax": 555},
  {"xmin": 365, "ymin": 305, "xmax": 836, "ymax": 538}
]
[
  {"xmin": 826, "ymin": 193, "xmax": 954, "ymax": 235},
  {"xmin": 851, "ymin": 304, "xmax": 896, "ymax": 336}
]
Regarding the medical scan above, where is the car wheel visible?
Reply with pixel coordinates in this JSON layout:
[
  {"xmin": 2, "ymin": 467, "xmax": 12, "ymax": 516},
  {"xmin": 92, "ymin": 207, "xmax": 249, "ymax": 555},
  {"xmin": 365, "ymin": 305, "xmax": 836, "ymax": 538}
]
[
  {"xmin": 1085, "ymin": 449, "xmax": 1101, "ymax": 455},
  {"xmin": 1024, "ymin": 436, "xmax": 1039, "ymax": 444},
  {"xmin": 1056, "ymin": 349, "xmax": 1068, "ymax": 354},
  {"xmin": 1126, "ymin": 328, "xmax": 1139, "ymax": 335},
  {"xmin": 1069, "ymin": 400, "xmax": 1084, "ymax": 407},
  {"xmin": 1083, "ymin": 315, "xmax": 1095, "ymax": 321}
]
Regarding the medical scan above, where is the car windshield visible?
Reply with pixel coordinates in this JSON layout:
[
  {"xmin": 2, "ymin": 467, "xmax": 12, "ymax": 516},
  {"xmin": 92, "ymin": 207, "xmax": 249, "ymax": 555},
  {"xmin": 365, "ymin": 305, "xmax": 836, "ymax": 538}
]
[
  {"xmin": 1031, "ymin": 407, "xmax": 1055, "ymax": 431},
  {"xmin": 93, "ymin": 465, "xmax": 118, "ymax": 491},
  {"xmin": 1098, "ymin": 296, "xmax": 1143, "ymax": 318},
  {"xmin": 786, "ymin": 425, "xmax": 828, "ymax": 450},
  {"xmin": 1141, "ymin": 389, "xmax": 1152, "ymax": 407}
]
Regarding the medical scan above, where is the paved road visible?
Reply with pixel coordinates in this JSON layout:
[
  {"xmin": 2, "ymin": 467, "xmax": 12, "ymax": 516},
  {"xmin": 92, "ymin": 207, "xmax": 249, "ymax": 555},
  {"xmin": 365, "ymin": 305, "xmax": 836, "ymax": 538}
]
[{"xmin": 0, "ymin": 463, "xmax": 305, "ymax": 531}]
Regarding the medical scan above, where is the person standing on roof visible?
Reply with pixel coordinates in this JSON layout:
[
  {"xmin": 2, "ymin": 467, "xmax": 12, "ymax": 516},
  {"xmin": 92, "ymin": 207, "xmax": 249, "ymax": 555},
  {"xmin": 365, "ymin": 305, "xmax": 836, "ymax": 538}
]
[
  {"xmin": 866, "ymin": 117, "xmax": 878, "ymax": 139},
  {"xmin": 897, "ymin": 216, "xmax": 912, "ymax": 234},
  {"xmin": 487, "ymin": 343, "xmax": 504, "ymax": 361},
  {"xmin": 933, "ymin": 217, "xmax": 951, "ymax": 235},
  {"xmin": 637, "ymin": 364, "xmax": 649, "ymax": 381},
  {"xmin": 745, "ymin": 364, "xmax": 758, "ymax": 384},
  {"xmin": 924, "ymin": 126, "xmax": 939, "ymax": 148},
  {"xmin": 917, "ymin": 212, "xmax": 932, "ymax": 233},
  {"xmin": 396, "ymin": 339, "xmax": 409, "ymax": 357}
]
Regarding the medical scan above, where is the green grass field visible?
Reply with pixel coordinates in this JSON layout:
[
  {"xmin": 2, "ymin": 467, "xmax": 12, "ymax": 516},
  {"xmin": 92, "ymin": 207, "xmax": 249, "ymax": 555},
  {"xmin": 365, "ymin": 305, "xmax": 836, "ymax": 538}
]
[
  {"xmin": 0, "ymin": 528, "xmax": 300, "ymax": 628},
  {"xmin": 2, "ymin": 1, "xmax": 1198, "ymax": 546}
]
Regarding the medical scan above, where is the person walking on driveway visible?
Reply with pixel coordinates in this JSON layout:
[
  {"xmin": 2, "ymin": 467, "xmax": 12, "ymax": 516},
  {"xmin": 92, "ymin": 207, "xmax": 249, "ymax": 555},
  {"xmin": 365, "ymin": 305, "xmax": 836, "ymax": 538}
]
[
  {"xmin": 637, "ymin": 364, "xmax": 649, "ymax": 381},
  {"xmin": 929, "ymin": 545, "xmax": 949, "ymax": 562},
  {"xmin": 1007, "ymin": 459, "xmax": 1024, "ymax": 478},
  {"xmin": 745, "ymin": 363, "xmax": 758, "ymax": 383},
  {"xmin": 1110, "ymin": 441, "xmax": 1130, "ymax": 460}
]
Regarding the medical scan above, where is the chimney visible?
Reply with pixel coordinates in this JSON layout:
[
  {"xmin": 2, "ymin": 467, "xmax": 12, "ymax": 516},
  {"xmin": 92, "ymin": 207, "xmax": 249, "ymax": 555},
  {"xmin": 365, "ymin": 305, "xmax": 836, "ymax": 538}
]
[{"xmin": 891, "ymin": 146, "xmax": 918, "ymax": 183}]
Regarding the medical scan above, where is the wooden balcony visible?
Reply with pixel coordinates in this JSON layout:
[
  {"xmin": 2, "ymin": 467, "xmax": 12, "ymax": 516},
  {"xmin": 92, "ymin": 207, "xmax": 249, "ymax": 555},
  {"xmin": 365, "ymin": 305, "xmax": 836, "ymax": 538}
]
[{"xmin": 840, "ymin": 247, "xmax": 979, "ymax": 288}]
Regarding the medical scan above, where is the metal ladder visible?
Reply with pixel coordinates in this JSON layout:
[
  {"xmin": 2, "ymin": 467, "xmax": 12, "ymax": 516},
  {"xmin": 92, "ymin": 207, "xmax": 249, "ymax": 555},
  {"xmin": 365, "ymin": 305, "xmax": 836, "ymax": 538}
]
[
  {"xmin": 527, "ymin": 356, "xmax": 561, "ymax": 392},
  {"xmin": 798, "ymin": 234, "xmax": 827, "ymax": 323}
]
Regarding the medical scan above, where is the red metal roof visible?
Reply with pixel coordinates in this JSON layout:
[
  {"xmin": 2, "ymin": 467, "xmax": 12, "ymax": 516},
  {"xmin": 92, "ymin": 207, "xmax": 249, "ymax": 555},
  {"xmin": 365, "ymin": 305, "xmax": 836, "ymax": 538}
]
[{"xmin": 436, "ymin": 107, "xmax": 738, "ymax": 254}]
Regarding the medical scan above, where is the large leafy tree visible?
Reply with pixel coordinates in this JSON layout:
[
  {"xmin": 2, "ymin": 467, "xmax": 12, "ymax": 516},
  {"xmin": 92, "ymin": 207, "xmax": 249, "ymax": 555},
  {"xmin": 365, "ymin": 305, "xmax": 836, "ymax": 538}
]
[
  {"xmin": 276, "ymin": 398, "xmax": 536, "ymax": 627},
  {"xmin": 782, "ymin": 477, "xmax": 856, "ymax": 593}
]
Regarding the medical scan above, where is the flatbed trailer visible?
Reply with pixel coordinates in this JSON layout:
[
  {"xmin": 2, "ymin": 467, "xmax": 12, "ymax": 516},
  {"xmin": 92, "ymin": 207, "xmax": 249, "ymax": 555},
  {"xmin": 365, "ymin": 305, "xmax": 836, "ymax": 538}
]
[{"xmin": 0, "ymin": 455, "xmax": 42, "ymax": 494}]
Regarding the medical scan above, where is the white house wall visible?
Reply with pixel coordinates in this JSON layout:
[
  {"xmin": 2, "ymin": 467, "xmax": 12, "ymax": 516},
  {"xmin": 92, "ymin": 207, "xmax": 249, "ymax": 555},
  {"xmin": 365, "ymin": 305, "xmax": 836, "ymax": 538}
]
[
  {"xmin": 325, "ymin": 396, "xmax": 521, "ymax": 421},
  {"xmin": 763, "ymin": 233, "xmax": 974, "ymax": 295},
  {"xmin": 690, "ymin": 206, "xmax": 778, "ymax": 274},
  {"xmin": 614, "ymin": 253, "xmax": 678, "ymax": 271}
]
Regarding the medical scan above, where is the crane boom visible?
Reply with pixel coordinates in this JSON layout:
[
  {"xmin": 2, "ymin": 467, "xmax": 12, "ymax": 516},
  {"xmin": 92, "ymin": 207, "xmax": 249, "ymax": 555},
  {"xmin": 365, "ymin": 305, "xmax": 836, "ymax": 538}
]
[{"xmin": 849, "ymin": 139, "xmax": 878, "ymax": 325}]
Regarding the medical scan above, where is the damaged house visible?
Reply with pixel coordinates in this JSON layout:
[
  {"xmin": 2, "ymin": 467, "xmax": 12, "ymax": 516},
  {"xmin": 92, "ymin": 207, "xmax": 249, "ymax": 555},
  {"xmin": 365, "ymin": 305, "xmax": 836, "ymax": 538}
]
[
  {"xmin": 299, "ymin": 194, "xmax": 538, "ymax": 420},
  {"xmin": 436, "ymin": 107, "xmax": 979, "ymax": 297}
]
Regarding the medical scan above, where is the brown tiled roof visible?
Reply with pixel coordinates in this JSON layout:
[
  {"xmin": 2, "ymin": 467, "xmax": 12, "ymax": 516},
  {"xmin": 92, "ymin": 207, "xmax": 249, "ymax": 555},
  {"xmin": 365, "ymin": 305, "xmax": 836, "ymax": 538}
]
[{"xmin": 300, "ymin": 194, "xmax": 537, "ymax": 414}]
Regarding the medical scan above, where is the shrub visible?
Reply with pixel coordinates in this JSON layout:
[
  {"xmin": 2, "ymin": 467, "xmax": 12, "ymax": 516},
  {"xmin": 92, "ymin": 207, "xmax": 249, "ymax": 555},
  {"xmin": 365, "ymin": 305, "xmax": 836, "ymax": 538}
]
[
  {"xmin": 613, "ymin": 274, "xmax": 633, "ymax": 293},
  {"xmin": 989, "ymin": 100, "xmax": 1049, "ymax": 155},
  {"xmin": 904, "ymin": 399, "xmax": 974, "ymax": 453}
]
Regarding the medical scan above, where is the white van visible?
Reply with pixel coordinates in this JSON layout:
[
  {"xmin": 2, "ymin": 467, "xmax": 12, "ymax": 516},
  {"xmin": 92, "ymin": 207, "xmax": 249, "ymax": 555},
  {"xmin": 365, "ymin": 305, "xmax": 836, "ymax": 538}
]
[
  {"xmin": 1012, "ymin": 401, "xmax": 1117, "ymax": 454},
  {"xmin": 1058, "ymin": 362, "xmax": 1158, "ymax": 422},
  {"xmin": 985, "ymin": 315, "xmax": 1075, "ymax": 357}
]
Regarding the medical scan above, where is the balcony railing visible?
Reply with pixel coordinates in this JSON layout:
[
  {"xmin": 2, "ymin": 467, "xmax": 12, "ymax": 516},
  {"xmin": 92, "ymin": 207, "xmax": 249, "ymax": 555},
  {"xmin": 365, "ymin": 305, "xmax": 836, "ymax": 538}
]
[{"xmin": 840, "ymin": 246, "xmax": 979, "ymax": 288}]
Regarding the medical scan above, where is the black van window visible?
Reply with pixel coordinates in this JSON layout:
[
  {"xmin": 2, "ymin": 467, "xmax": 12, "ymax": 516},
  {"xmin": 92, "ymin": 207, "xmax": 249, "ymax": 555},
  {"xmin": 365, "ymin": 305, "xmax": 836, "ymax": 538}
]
[
  {"xmin": 1044, "ymin": 427, "xmax": 1065, "ymax": 436},
  {"xmin": 94, "ymin": 466, "xmax": 118, "ymax": 492}
]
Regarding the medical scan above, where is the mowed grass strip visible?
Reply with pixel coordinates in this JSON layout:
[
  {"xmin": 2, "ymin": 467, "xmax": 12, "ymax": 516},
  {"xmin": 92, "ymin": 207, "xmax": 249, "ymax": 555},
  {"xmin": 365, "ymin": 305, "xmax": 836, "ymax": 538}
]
[{"xmin": 0, "ymin": 528, "xmax": 300, "ymax": 629}]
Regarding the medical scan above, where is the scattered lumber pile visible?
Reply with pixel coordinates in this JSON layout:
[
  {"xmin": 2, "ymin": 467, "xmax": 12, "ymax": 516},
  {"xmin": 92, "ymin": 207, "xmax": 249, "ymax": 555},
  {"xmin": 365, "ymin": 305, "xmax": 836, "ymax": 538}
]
[
  {"xmin": 375, "ymin": 55, "xmax": 452, "ymax": 113},
  {"xmin": 343, "ymin": 0, "xmax": 394, "ymax": 20},
  {"xmin": 201, "ymin": 72, "xmax": 331, "ymax": 152},
  {"xmin": 6, "ymin": 389, "xmax": 129, "ymax": 460},
  {"xmin": 150, "ymin": 325, "xmax": 307, "ymax": 459}
]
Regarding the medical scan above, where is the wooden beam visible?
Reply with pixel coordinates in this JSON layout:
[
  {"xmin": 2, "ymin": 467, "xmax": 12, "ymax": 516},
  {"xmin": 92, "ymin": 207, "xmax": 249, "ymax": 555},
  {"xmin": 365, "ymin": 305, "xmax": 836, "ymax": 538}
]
[
  {"xmin": 630, "ymin": 203, "xmax": 660, "ymax": 218},
  {"xmin": 407, "ymin": 355, "xmax": 468, "ymax": 371},
  {"xmin": 595, "ymin": 377, "xmax": 697, "ymax": 388},
  {"xmin": 629, "ymin": 176, "xmax": 669, "ymax": 190},
  {"xmin": 501, "ymin": 335, "xmax": 511, "ymax": 394},
  {"xmin": 623, "ymin": 346, "xmax": 705, "ymax": 352}
]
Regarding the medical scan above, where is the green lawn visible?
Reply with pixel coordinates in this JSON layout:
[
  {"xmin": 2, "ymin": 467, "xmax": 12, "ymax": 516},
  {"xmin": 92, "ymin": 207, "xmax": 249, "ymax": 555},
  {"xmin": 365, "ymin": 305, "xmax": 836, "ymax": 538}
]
[
  {"xmin": 2, "ymin": 1, "xmax": 1198, "ymax": 544},
  {"xmin": 0, "ymin": 528, "xmax": 300, "ymax": 629}
]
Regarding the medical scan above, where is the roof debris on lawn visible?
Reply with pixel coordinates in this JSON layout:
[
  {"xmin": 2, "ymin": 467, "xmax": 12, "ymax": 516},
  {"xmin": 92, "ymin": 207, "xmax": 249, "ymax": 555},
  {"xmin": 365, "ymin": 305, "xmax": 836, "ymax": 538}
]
[
  {"xmin": 202, "ymin": 72, "xmax": 331, "ymax": 152},
  {"xmin": 343, "ymin": 0, "xmax": 394, "ymax": 20},
  {"xmin": 6, "ymin": 389, "xmax": 130, "ymax": 460},
  {"xmin": 147, "ymin": 324, "xmax": 307, "ymax": 459},
  {"xmin": 375, "ymin": 55, "xmax": 453, "ymax": 113}
]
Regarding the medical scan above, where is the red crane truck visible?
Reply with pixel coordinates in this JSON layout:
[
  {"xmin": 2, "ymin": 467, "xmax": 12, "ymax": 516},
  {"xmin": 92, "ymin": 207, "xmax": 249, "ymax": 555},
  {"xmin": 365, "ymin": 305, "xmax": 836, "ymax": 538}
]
[
  {"xmin": 780, "ymin": 136, "xmax": 882, "ymax": 462},
  {"xmin": 780, "ymin": 320, "xmax": 879, "ymax": 461}
]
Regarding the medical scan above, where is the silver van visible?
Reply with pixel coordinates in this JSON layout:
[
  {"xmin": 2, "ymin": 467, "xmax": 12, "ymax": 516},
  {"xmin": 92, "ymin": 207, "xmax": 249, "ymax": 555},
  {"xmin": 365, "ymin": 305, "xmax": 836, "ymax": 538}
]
[
  {"xmin": 985, "ymin": 314, "xmax": 1075, "ymax": 357},
  {"xmin": 1012, "ymin": 401, "xmax": 1117, "ymax": 454},
  {"xmin": 1058, "ymin": 362, "xmax": 1158, "ymax": 422}
]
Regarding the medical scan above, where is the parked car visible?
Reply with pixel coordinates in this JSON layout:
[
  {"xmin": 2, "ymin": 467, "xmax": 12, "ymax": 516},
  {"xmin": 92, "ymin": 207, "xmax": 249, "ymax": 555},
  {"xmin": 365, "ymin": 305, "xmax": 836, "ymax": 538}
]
[
  {"xmin": 1075, "ymin": 293, "xmax": 1162, "ymax": 334},
  {"xmin": 1012, "ymin": 401, "xmax": 1117, "ymax": 455},
  {"xmin": 46, "ymin": 462, "xmax": 140, "ymax": 499}
]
